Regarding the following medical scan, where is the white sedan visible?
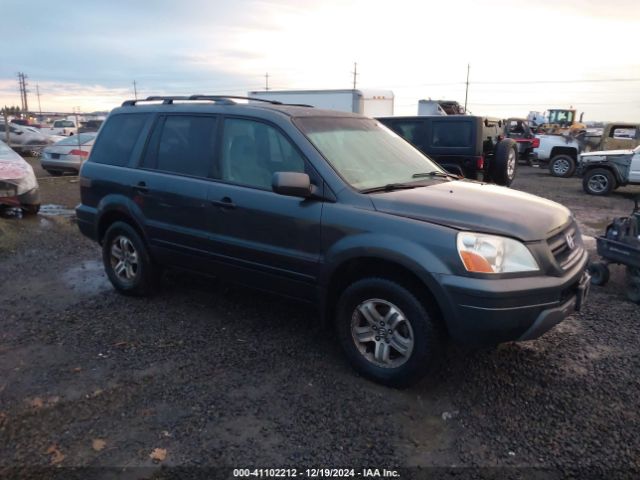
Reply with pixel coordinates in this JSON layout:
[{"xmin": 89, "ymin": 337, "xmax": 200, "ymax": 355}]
[{"xmin": 40, "ymin": 133, "xmax": 97, "ymax": 175}]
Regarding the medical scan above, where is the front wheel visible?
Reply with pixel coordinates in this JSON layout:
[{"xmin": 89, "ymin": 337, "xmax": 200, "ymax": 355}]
[
  {"xmin": 588, "ymin": 261, "xmax": 610, "ymax": 286},
  {"xmin": 21, "ymin": 204, "xmax": 40, "ymax": 215},
  {"xmin": 583, "ymin": 168, "xmax": 615, "ymax": 196},
  {"xmin": 335, "ymin": 277, "xmax": 442, "ymax": 388},
  {"xmin": 627, "ymin": 267, "xmax": 640, "ymax": 304},
  {"xmin": 102, "ymin": 221, "xmax": 158, "ymax": 296},
  {"xmin": 549, "ymin": 155, "xmax": 576, "ymax": 178}
]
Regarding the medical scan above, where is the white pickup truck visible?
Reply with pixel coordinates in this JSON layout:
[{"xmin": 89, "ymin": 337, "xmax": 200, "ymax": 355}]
[
  {"xmin": 40, "ymin": 119, "xmax": 78, "ymax": 136},
  {"xmin": 535, "ymin": 123, "xmax": 640, "ymax": 177}
]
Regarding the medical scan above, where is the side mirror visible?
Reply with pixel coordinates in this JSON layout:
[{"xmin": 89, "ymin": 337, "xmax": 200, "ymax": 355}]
[{"xmin": 272, "ymin": 171, "xmax": 312, "ymax": 198}]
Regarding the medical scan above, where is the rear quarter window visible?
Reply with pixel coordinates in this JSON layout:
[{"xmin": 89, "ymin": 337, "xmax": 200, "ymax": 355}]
[
  {"xmin": 431, "ymin": 121, "xmax": 472, "ymax": 148},
  {"xmin": 90, "ymin": 114, "xmax": 150, "ymax": 167}
]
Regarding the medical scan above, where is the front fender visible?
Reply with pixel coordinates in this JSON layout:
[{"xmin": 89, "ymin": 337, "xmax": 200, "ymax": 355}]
[{"xmin": 320, "ymin": 232, "xmax": 459, "ymax": 325}]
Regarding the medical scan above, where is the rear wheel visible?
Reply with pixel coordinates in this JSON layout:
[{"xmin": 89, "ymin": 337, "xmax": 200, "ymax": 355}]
[
  {"xmin": 490, "ymin": 139, "xmax": 518, "ymax": 186},
  {"xmin": 549, "ymin": 155, "xmax": 576, "ymax": 178},
  {"xmin": 588, "ymin": 261, "xmax": 610, "ymax": 286},
  {"xmin": 102, "ymin": 221, "xmax": 158, "ymax": 296},
  {"xmin": 335, "ymin": 277, "xmax": 442, "ymax": 388},
  {"xmin": 583, "ymin": 168, "xmax": 615, "ymax": 196},
  {"xmin": 626, "ymin": 267, "xmax": 640, "ymax": 304}
]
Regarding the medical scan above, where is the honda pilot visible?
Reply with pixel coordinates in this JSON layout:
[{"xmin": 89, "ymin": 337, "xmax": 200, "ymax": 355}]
[{"xmin": 77, "ymin": 95, "xmax": 590, "ymax": 387}]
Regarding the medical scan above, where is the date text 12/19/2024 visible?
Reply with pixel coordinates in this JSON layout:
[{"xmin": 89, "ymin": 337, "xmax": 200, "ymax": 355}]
[{"xmin": 233, "ymin": 468, "xmax": 400, "ymax": 478}]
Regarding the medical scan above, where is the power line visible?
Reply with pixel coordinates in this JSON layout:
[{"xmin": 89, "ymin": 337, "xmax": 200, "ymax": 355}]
[{"xmin": 472, "ymin": 78, "xmax": 640, "ymax": 85}]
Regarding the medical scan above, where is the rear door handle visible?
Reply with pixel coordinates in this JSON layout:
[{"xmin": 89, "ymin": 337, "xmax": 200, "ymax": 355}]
[
  {"xmin": 133, "ymin": 181, "xmax": 149, "ymax": 194},
  {"xmin": 210, "ymin": 196, "xmax": 236, "ymax": 209}
]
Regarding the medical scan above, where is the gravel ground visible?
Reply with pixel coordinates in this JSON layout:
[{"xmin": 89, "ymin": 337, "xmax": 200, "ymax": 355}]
[{"xmin": 0, "ymin": 163, "xmax": 639, "ymax": 478}]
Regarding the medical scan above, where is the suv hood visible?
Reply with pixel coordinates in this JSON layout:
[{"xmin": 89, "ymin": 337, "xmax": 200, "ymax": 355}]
[
  {"xmin": 581, "ymin": 149, "xmax": 633, "ymax": 158},
  {"xmin": 370, "ymin": 180, "xmax": 570, "ymax": 242}
]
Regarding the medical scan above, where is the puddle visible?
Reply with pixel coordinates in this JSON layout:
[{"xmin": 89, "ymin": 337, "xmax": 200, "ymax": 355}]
[
  {"xmin": 61, "ymin": 260, "xmax": 110, "ymax": 295},
  {"xmin": 39, "ymin": 204, "xmax": 76, "ymax": 217},
  {"xmin": 0, "ymin": 204, "xmax": 75, "ymax": 219}
]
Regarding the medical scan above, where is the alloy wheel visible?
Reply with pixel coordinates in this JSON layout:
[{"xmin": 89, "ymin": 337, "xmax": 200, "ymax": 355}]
[
  {"xmin": 507, "ymin": 149, "xmax": 516, "ymax": 179},
  {"xmin": 110, "ymin": 235, "xmax": 139, "ymax": 283},
  {"xmin": 553, "ymin": 158, "xmax": 570, "ymax": 176},
  {"xmin": 587, "ymin": 174, "xmax": 609, "ymax": 194},
  {"xmin": 350, "ymin": 299, "xmax": 414, "ymax": 368}
]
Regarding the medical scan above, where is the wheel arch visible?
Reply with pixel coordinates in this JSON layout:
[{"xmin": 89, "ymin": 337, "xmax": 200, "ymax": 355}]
[
  {"xmin": 322, "ymin": 254, "xmax": 452, "ymax": 337},
  {"xmin": 96, "ymin": 196, "xmax": 147, "ymax": 245},
  {"xmin": 550, "ymin": 146, "xmax": 578, "ymax": 160},
  {"xmin": 583, "ymin": 163, "xmax": 624, "ymax": 185}
]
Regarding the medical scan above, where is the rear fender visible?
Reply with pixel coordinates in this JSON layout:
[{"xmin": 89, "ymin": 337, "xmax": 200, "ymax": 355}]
[{"xmin": 95, "ymin": 194, "xmax": 147, "ymax": 243}]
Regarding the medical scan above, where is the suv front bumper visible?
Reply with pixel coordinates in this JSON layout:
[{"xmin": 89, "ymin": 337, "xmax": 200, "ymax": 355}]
[{"xmin": 437, "ymin": 250, "xmax": 589, "ymax": 346}]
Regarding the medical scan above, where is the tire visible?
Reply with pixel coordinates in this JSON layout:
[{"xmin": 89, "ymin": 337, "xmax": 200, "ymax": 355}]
[
  {"xmin": 335, "ymin": 277, "xmax": 442, "ymax": 388},
  {"xmin": 588, "ymin": 262, "xmax": 610, "ymax": 286},
  {"xmin": 102, "ymin": 221, "xmax": 158, "ymax": 296},
  {"xmin": 583, "ymin": 168, "xmax": 615, "ymax": 196},
  {"xmin": 490, "ymin": 139, "xmax": 518, "ymax": 186},
  {"xmin": 549, "ymin": 155, "xmax": 576, "ymax": 178},
  {"xmin": 626, "ymin": 278, "xmax": 640, "ymax": 304},
  {"xmin": 21, "ymin": 204, "xmax": 40, "ymax": 215}
]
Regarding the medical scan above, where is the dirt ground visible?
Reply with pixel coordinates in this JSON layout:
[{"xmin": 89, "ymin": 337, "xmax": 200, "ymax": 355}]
[{"xmin": 1, "ymin": 160, "xmax": 639, "ymax": 477}]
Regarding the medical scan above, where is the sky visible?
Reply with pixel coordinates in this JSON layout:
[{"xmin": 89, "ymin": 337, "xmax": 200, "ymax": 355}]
[{"xmin": 1, "ymin": 0, "xmax": 640, "ymax": 121}]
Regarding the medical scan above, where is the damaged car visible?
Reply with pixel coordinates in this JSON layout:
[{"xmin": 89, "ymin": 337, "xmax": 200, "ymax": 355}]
[
  {"xmin": 0, "ymin": 139, "xmax": 40, "ymax": 214},
  {"xmin": 579, "ymin": 145, "xmax": 640, "ymax": 196}
]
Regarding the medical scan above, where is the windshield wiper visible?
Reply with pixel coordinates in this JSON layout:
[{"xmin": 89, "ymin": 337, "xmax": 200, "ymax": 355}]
[
  {"xmin": 360, "ymin": 183, "xmax": 420, "ymax": 194},
  {"xmin": 412, "ymin": 171, "xmax": 459, "ymax": 179}
]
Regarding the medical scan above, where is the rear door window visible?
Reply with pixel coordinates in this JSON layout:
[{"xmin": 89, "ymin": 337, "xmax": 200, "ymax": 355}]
[
  {"xmin": 142, "ymin": 115, "xmax": 217, "ymax": 178},
  {"xmin": 90, "ymin": 114, "xmax": 150, "ymax": 167}
]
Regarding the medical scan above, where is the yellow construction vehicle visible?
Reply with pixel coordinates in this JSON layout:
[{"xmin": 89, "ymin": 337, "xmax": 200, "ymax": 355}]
[{"xmin": 538, "ymin": 108, "xmax": 586, "ymax": 134}]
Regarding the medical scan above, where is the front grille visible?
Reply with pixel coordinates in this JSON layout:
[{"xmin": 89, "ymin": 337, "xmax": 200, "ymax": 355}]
[{"xmin": 547, "ymin": 223, "xmax": 584, "ymax": 270}]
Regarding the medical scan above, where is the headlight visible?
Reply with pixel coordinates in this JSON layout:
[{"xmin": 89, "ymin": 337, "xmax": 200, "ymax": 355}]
[{"xmin": 457, "ymin": 232, "xmax": 539, "ymax": 274}]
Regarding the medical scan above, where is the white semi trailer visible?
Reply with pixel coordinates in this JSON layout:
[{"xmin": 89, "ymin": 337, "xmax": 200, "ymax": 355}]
[{"xmin": 248, "ymin": 89, "xmax": 394, "ymax": 117}]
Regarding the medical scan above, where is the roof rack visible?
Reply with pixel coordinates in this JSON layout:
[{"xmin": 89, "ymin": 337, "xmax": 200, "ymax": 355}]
[
  {"xmin": 121, "ymin": 94, "xmax": 313, "ymax": 108},
  {"xmin": 122, "ymin": 94, "xmax": 286, "ymax": 107}
]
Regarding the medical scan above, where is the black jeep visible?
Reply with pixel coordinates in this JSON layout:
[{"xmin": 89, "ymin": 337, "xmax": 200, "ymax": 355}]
[{"xmin": 378, "ymin": 115, "xmax": 518, "ymax": 186}]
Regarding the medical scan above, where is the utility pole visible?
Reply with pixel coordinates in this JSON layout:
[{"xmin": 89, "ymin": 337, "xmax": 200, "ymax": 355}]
[
  {"xmin": 133, "ymin": 80, "xmax": 138, "ymax": 100},
  {"xmin": 464, "ymin": 63, "xmax": 470, "ymax": 114},
  {"xmin": 351, "ymin": 62, "xmax": 358, "ymax": 90},
  {"xmin": 265, "ymin": 72, "xmax": 270, "ymax": 91},
  {"xmin": 36, "ymin": 84, "xmax": 42, "ymax": 115},
  {"xmin": 17, "ymin": 73, "xmax": 29, "ymax": 113}
]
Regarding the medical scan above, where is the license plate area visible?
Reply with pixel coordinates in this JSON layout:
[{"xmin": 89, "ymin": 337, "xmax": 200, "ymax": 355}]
[{"xmin": 575, "ymin": 272, "xmax": 591, "ymax": 311}]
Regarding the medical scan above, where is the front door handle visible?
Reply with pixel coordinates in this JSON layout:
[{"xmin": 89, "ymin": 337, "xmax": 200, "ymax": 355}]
[
  {"xmin": 132, "ymin": 181, "xmax": 149, "ymax": 194},
  {"xmin": 210, "ymin": 196, "xmax": 236, "ymax": 209}
]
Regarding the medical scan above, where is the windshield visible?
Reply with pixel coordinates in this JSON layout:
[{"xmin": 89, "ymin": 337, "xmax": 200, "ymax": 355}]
[
  {"xmin": 56, "ymin": 133, "xmax": 96, "ymax": 146},
  {"xmin": 296, "ymin": 117, "xmax": 444, "ymax": 190},
  {"xmin": 54, "ymin": 120, "xmax": 75, "ymax": 128}
]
